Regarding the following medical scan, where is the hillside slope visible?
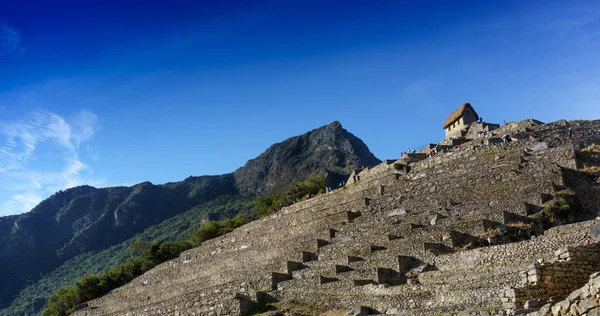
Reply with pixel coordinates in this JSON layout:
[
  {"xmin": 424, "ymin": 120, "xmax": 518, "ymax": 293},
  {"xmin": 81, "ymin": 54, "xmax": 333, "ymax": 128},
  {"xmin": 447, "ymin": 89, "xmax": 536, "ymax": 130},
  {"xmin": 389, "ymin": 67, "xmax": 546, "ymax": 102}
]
[
  {"xmin": 0, "ymin": 121, "xmax": 379, "ymax": 315},
  {"xmin": 69, "ymin": 119, "xmax": 600, "ymax": 316}
]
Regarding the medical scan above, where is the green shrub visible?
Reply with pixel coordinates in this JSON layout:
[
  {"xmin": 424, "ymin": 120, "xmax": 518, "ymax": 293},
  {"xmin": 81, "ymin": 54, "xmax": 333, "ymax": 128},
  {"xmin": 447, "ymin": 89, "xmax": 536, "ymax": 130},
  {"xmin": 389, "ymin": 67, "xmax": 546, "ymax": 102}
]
[{"xmin": 538, "ymin": 189, "xmax": 577, "ymax": 229}]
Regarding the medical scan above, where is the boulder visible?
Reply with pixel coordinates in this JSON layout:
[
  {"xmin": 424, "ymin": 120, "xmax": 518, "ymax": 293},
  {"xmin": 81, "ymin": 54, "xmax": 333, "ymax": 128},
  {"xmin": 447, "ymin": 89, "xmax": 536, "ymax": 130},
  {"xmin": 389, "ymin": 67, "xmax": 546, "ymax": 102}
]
[
  {"xmin": 430, "ymin": 213, "xmax": 446, "ymax": 226},
  {"xmin": 528, "ymin": 142, "xmax": 548, "ymax": 153}
]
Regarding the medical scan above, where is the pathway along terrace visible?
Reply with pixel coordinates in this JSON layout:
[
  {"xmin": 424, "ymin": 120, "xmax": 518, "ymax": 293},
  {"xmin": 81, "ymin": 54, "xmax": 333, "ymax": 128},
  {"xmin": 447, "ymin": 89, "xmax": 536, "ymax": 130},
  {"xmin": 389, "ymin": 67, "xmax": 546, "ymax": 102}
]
[{"xmin": 73, "ymin": 118, "xmax": 600, "ymax": 316}]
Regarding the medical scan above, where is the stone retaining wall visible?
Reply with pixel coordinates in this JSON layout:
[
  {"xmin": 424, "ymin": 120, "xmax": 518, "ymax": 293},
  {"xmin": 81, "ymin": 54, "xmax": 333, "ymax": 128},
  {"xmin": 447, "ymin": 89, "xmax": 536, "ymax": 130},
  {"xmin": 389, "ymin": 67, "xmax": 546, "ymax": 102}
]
[{"xmin": 501, "ymin": 243, "xmax": 600, "ymax": 310}]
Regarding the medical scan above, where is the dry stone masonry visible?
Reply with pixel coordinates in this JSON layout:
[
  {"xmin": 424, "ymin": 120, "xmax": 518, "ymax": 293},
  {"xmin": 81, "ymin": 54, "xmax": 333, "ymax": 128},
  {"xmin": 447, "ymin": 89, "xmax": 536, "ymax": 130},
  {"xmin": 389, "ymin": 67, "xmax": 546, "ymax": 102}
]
[{"xmin": 72, "ymin": 116, "xmax": 600, "ymax": 316}]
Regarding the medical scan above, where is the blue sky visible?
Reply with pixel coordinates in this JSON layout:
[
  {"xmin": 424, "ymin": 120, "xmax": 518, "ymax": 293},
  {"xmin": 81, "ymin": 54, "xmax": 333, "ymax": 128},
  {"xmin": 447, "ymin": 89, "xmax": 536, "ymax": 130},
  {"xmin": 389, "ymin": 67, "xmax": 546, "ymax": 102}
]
[{"xmin": 0, "ymin": 0, "xmax": 599, "ymax": 216}]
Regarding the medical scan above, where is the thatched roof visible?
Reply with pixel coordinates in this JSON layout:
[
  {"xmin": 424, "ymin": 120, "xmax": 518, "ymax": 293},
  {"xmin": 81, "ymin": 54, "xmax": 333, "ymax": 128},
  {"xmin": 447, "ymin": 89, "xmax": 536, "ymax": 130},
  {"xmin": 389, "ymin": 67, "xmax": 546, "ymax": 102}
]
[{"xmin": 442, "ymin": 103, "xmax": 479, "ymax": 128}]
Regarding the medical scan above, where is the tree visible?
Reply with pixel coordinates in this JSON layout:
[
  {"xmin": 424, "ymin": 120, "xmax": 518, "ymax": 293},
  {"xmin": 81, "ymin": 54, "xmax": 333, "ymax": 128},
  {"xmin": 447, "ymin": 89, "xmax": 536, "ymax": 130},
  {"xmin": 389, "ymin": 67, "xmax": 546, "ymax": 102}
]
[{"xmin": 127, "ymin": 239, "xmax": 149, "ymax": 258}]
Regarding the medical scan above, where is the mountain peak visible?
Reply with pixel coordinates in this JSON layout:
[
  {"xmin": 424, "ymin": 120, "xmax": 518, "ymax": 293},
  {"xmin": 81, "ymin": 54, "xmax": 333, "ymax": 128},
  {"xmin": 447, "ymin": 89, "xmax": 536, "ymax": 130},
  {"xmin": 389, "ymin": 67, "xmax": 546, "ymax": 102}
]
[
  {"xmin": 233, "ymin": 122, "xmax": 380, "ymax": 195},
  {"xmin": 327, "ymin": 120, "xmax": 342, "ymax": 128}
]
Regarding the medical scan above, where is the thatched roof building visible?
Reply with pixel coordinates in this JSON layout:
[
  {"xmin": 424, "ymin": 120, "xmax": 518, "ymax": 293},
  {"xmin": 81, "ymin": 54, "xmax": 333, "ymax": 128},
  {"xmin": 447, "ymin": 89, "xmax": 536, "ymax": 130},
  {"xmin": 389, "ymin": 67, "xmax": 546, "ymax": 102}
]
[{"xmin": 443, "ymin": 103, "xmax": 479, "ymax": 129}]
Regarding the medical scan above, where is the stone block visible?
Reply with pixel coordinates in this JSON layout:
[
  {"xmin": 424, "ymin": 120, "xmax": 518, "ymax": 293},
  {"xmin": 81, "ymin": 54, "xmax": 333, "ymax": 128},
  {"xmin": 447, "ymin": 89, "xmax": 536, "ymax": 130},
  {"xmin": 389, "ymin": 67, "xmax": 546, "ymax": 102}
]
[
  {"xmin": 551, "ymin": 300, "xmax": 570, "ymax": 316},
  {"xmin": 528, "ymin": 275, "xmax": 541, "ymax": 283},
  {"xmin": 588, "ymin": 307, "xmax": 600, "ymax": 316},
  {"xmin": 537, "ymin": 303, "xmax": 553, "ymax": 316},
  {"xmin": 386, "ymin": 208, "xmax": 407, "ymax": 216},
  {"xmin": 345, "ymin": 306, "xmax": 370, "ymax": 316},
  {"xmin": 576, "ymin": 299, "xmax": 599, "ymax": 314}
]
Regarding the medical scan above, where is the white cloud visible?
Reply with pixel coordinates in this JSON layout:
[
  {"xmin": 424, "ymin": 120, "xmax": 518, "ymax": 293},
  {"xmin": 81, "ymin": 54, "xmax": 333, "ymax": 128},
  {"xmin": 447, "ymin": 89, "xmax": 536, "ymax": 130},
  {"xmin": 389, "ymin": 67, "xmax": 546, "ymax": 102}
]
[
  {"xmin": 0, "ymin": 19, "xmax": 24, "ymax": 59},
  {"xmin": 71, "ymin": 110, "xmax": 101, "ymax": 148},
  {"xmin": 0, "ymin": 110, "xmax": 105, "ymax": 216}
]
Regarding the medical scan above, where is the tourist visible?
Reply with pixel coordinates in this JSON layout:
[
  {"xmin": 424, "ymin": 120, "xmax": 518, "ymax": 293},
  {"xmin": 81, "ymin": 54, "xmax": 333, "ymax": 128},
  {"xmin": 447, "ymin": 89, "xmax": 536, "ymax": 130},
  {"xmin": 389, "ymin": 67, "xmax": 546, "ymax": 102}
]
[
  {"xmin": 568, "ymin": 127, "xmax": 572, "ymax": 138},
  {"xmin": 353, "ymin": 175, "xmax": 356, "ymax": 182},
  {"xmin": 412, "ymin": 149, "xmax": 416, "ymax": 154},
  {"xmin": 356, "ymin": 175, "xmax": 360, "ymax": 181},
  {"xmin": 487, "ymin": 237, "xmax": 493, "ymax": 245},
  {"xmin": 529, "ymin": 133, "xmax": 534, "ymax": 141},
  {"xmin": 585, "ymin": 237, "xmax": 594, "ymax": 245},
  {"xmin": 502, "ymin": 134, "xmax": 507, "ymax": 143},
  {"xmin": 589, "ymin": 129, "xmax": 594, "ymax": 136}
]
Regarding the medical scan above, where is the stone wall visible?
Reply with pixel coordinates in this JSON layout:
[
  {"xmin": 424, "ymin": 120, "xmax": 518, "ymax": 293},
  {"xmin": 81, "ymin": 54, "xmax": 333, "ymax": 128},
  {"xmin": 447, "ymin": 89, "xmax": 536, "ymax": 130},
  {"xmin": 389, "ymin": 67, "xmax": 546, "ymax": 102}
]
[
  {"xmin": 534, "ymin": 271, "xmax": 600, "ymax": 315},
  {"xmin": 501, "ymin": 243, "xmax": 600, "ymax": 310}
]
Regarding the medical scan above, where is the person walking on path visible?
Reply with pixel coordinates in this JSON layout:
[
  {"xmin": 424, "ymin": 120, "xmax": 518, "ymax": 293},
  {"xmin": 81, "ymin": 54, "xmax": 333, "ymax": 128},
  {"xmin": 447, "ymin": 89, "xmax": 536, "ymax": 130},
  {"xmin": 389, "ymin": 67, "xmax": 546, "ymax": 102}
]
[{"xmin": 568, "ymin": 127, "xmax": 572, "ymax": 138}]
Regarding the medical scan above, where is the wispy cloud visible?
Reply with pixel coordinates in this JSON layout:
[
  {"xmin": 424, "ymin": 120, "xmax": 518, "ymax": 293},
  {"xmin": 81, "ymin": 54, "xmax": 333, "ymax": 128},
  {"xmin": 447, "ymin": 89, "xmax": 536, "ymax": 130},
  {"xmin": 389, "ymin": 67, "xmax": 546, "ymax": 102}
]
[
  {"xmin": 0, "ymin": 110, "xmax": 105, "ymax": 216},
  {"xmin": 0, "ymin": 19, "xmax": 24, "ymax": 59}
]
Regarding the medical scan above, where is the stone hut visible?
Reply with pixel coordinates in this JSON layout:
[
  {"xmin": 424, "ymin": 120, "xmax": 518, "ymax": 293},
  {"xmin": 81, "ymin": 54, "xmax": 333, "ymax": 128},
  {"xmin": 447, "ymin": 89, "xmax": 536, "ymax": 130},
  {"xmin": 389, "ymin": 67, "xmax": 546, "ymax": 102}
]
[{"xmin": 443, "ymin": 103, "xmax": 480, "ymax": 138}]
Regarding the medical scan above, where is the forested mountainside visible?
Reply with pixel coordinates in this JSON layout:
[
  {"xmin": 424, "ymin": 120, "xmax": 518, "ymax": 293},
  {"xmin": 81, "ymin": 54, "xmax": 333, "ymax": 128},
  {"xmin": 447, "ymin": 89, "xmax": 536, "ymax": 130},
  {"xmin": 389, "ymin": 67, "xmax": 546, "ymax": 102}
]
[{"xmin": 0, "ymin": 121, "xmax": 379, "ymax": 316}]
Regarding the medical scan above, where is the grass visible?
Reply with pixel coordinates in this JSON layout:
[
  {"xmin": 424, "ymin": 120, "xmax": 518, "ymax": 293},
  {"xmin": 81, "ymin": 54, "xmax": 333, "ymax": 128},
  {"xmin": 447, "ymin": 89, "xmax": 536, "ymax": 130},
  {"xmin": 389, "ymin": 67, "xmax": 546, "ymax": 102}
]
[
  {"xmin": 576, "ymin": 144, "xmax": 600, "ymax": 177},
  {"xmin": 534, "ymin": 189, "xmax": 577, "ymax": 229}
]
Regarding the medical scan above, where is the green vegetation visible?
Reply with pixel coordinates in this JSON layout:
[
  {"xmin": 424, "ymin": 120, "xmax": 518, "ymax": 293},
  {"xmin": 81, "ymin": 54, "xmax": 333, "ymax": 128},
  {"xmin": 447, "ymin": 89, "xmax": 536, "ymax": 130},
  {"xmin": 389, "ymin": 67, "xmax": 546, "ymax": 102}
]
[
  {"xmin": 43, "ymin": 217, "xmax": 251, "ymax": 316},
  {"xmin": 41, "ymin": 176, "xmax": 328, "ymax": 316},
  {"xmin": 537, "ymin": 189, "xmax": 577, "ymax": 229},
  {"xmin": 1, "ymin": 195, "xmax": 253, "ymax": 316},
  {"xmin": 253, "ymin": 175, "xmax": 329, "ymax": 217}
]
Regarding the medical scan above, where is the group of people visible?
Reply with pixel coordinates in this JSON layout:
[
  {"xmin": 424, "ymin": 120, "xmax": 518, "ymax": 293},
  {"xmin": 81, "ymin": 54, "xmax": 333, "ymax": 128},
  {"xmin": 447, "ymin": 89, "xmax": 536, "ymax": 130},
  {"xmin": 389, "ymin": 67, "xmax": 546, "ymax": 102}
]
[
  {"xmin": 567, "ymin": 127, "xmax": 600, "ymax": 138},
  {"xmin": 352, "ymin": 175, "xmax": 361, "ymax": 182},
  {"xmin": 400, "ymin": 148, "xmax": 417, "ymax": 156}
]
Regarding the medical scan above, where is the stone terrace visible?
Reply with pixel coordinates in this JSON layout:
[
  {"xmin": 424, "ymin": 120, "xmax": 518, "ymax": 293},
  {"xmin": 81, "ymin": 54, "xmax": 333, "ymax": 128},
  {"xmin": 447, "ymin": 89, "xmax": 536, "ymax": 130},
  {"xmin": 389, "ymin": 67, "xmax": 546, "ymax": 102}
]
[{"xmin": 73, "ymin": 120, "xmax": 600, "ymax": 316}]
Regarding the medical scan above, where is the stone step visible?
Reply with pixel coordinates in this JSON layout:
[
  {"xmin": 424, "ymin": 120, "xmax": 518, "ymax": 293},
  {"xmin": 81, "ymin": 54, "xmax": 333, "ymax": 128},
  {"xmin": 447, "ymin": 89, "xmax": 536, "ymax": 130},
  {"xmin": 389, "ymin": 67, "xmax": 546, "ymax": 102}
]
[
  {"xmin": 272, "ymin": 282, "xmax": 436, "ymax": 315},
  {"xmin": 79, "ymin": 283, "xmax": 246, "ymax": 316}
]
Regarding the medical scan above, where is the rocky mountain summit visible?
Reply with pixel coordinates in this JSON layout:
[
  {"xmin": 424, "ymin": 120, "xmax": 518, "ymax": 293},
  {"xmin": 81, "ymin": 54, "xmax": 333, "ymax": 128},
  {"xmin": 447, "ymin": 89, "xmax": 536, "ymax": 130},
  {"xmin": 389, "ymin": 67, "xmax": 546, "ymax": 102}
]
[
  {"xmin": 0, "ymin": 122, "xmax": 379, "ymax": 315},
  {"xmin": 68, "ymin": 114, "xmax": 600, "ymax": 316},
  {"xmin": 234, "ymin": 121, "xmax": 380, "ymax": 195}
]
